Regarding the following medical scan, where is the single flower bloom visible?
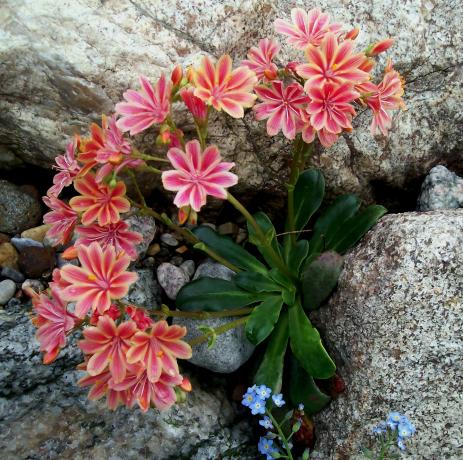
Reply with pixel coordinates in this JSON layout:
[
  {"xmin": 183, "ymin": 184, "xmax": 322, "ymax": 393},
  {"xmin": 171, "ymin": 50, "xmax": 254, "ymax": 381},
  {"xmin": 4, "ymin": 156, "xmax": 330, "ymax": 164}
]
[
  {"xmin": 125, "ymin": 305, "xmax": 154, "ymax": 330},
  {"xmin": 75, "ymin": 220, "xmax": 143, "ymax": 260},
  {"xmin": 126, "ymin": 320, "xmax": 192, "ymax": 382},
  {"xmin": 30, "ymin": 286, "xmax": 76, "ymax": 364},
  {"xmin": 79, "ymin": 315, "xmax": 136, "ymax": 383},
  {"xmin": 297, "ymin": 33, "xmax": 369, "ymax": 89},
  {"xmin": 306, "ymin": 82, "xmax": 359, "ymax": 134},
  {"xmin": 254, "ymin": 80, "xmax": 309, "ymax": 139},
  {"xmin": 180, "ymin": 87, "xmax": 208, "ymax": 122},
  {"xmin": 162, "ymin": 139, "xmax": 238, "ymax": 212},
  {"xmin": 258, "ymin": 437, "xmax": 277, "ymax": 457},
  {"xmin": 78, "ymin": 364, "xmax": 130, "ymax": 410},
  {"xmin": 70, "ymin": 174, "xmax": 130, "ymax": 226},
  {"xmin": 272, "ymin": 393, "xmax": 285, "ymax": 407},
  {"xmin": 250, "ymin": 398, "xmax": 266, "ymax": 415},
  {"xmin": 242, "ymin": 386, "xmax": 259, "ymax": 407},
  {"xmin": 242, "ymin": 38, "xmax": 280, "ymax": 81},
  {"xmin": 259, "ymin": 416, "xmax": 273, "ymax": 429},
  {"xmin": 255, "ymin": 384, "xmax": 272, "ymax": 400},
  {"xmin": 366, "ymin": 62, "xmax": 405, "ymax": 136},
  {"xmin": 112, "ymin": 366, "xmax": 183, "ymax": 412},
  {"xmin": 116, "ymin": 74, "xmax": 172, "ymax": 135},
  {"xmin": 48, "ymin": 139, "xmax": 81, "ymax": 197},
  {"xmin": 193, "ymin": 55, "xmax": 257, "ymax": 118},
  {"xmin": 43, "ymin": 195, "xmax": 79, "ymax": 246},
  {"xmin": 275, "ymin": 8, "xmax": 342, "ymax": 49},
  {"xmin": 59, "ymin": 242, "xmax": 138, "ymax": 318}
]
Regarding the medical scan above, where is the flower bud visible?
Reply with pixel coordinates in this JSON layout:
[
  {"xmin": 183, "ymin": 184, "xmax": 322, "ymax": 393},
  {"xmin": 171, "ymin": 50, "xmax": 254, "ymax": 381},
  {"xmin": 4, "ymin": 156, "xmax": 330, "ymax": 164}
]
[
  {"xmin": 180, "ymin": 377, "xmax": 192, "ymax": 392},
  {"xmin": 344, "ymin": 27, "xmax": 360, "ymax": 40},
  {"xmin": 171, "ymin": 65, "xmax": 183, "ymax": 86},
  {"xmin": 263, "ymin": 67, "xmax": 278, "ymax": 81},
  {"xmin": 178, "ymin": 206, "xmax": 190, "ymax": 225},
  {"xmin": 62, "ymin": 245, "xmax": 78, "ymax": 260},
  {"xmin": 367, "ymin": 38, "xmax": 394, "ymax": 56},
  {"xmin": 186, "ymin": 66, "xmax": 195, "ymax": 83}
]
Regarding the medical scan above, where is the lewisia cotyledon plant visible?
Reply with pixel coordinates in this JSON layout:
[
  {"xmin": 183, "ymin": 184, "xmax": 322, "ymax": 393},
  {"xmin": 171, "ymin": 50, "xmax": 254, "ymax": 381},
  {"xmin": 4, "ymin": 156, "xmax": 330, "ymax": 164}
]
[{"xmin": 30, "ymin": 6, "xmax": 404, "ymax": 416}]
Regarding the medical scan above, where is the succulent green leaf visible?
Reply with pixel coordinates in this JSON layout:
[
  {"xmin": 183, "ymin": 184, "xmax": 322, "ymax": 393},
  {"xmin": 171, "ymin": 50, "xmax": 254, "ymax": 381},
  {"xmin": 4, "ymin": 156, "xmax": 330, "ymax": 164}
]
[
  {"xmin": 285, "ymin": 239, "xmax": 309, "ymax": 276},
  {"xmin": 235, "ymin": 271, "xmax": 281, "ymax": 293},
  {"xmin": 288, "ymin": 301, "xmax": 336, "ymax": 379},
  {"xmin": 176, "ymin": 277, "xmax": 264, "ymax": 312},
  {"xmin": 301, "ymin": 251, "xmax": 344, "ymax": 310},
  {"xmin": 192, "ymin": 225, "xmax": 268, "ymax": 274},
  {"xmin": 247, "ymin": 212, "xmax": 282, "ymax": 268},
  {"xmin": 254, "ymin": 311, "xmax": 289, "ymax": 392},
  {"xmin": 245, "ymin": 295, "xmax": 283, "ymax": 345},
  {"xmin": 289, "ymin": 355, "xmax": 331, "ymax": 414}
]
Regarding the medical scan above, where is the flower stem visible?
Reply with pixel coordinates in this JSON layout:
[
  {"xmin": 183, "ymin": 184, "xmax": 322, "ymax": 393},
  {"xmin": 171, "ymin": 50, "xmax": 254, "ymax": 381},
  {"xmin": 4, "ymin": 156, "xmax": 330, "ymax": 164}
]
[
  {"xmin": 266, "ymin": 409, "xmax": 294, "ymax": 460},
  {"xmin": 137, "ymin": 164, "xmax": 162, "ymax": 174},
  {"xmin": 227, "ymin": 192, "xmax": 295, "ymax": 281},
  {"xmin": 128, "ymin": 170, "xmax": 146, "ymax": 207},
  {"xmin": 134, "ymin": 152, "xmax": 170, "ymax": 163},
  {"xmin": 188, "ymin": 315, "xmax": 248, "ymax": 347}
]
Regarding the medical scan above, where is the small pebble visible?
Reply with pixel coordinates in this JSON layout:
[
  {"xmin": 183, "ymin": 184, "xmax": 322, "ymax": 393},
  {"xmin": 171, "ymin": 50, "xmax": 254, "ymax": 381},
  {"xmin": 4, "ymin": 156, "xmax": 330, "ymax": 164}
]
[
  {"xmin": 1, "ymin": 266, "xmax": 25, "ymax": 283},
  {"xmin": 147, "ymin": 243, "xmax": 161, "ymax": 256},
  {"xmin": 0, "ymin": 242, "xmax": 19, "ymax": 269},
  {"xmin": 6, "ymin": 297, "xmax": 22, "ymax": 312},
  {"xmin": 0, "ymin": 279, "xmax": 17, "ymax": 305},
  {"xmin": 22, "ymin": 279, "xmax": 45, "ymax": 294},
  {"xmin": 142, "ymin": 256, "xmax": 156, "ymax": 268},
  {"xmin": 176, "ymin": 245, "xmax": 188, "ymax": 254},
  {"xmin": 170, "ymin": 256, "xmax": 184, "ymax": 266},
  {"xmin": 18, "ymin": 246, "xmax": 55, "ymax": 278},
  {"xmin": 11, "ymin": 237, "xmax": 44, "ymax": 251},
  {"xmin": 160, "ymin": 233, "xmax": 179, "ymax": 247},
  {"xmin": 157, "ymin": 263, "xmax": 189, "ymax": 300},
  {"xmin": 20, "ymin": 224, "xmax": 51, "ymax": 242},
  {"xmin": 236, "ymin": 228, "xmax": 247, "ymax": 244},
  {"xmin": 180, "ymin": 260, "xmax": 195, "ymax": 278},
  {"xmin": 218, "ymin": 222, "xmax": 238, "ymax": 236}
]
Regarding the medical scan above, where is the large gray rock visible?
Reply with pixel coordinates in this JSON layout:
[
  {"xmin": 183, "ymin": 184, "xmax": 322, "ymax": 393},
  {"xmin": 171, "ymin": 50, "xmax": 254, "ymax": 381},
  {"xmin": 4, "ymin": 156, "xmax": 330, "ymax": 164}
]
[
  {"xmin": 311, "ymin": 210, "xmax": 463, "ymax": 459},
  {"xmin": 1, "ymin": 1, "xmax": 462, "ymax": 203},
  {"xmin": 0, "ymin": 181, "xmax": 41, "ymax": 234},
  {"xmin": 174, "ymin": 260, "xmax": 255, "ymax": 373},
  {"xmin": 417, "ymin": 165, "xmax": 463, "ymax": 211},
  {"xmin": 157, "ymin": 262, "xmax": 190, "ymax": 300},
  {"xmin": 0, "ymin": 308, "xmax": 82, "ymax": 396},
  {"xmin": 124, "ymin": 268, "xmax": 162, "ymax": 309},
  {"xmin": 0, "ymin": 370, "xmax": 254, "ymax": 460}
]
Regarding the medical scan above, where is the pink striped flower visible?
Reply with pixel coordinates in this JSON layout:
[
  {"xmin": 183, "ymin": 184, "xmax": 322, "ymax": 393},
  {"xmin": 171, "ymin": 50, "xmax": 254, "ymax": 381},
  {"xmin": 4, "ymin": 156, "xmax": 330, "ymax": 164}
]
[
  {"xmin": 30, "ymin": 286, "xmax": 76, "ymax": 364},
  {"xmin": 254, "ymin": 81, "xmax": 310, "ymax": 139},
  {"xmin": 126, "ymin": 305, "xmax": 154, "ymax": 331},
  {"xmin": 111, "ymin": 364, "xmax": 183, "ymax": 412},
  {"xmin": 48, "ymin": 139, "xmax": 81, "ymax": 197},
  {"xmin": 300, "ymin": 108, "xmax": 341, "ymax": 148},
  {"xmin": 306, "ymin": 82, "xmax": 359, "ymax": 134},
  {"xmin": 162, "ymin": 140, "xmax": 238, "ymax": 212},
  {"xmin": 297, "ymin": 33, "xmax": 369, "ymax": 89},
  {"xmin": 43, "ymin": 195, "xmax": 79, "ymax": 246},
  {"xmin": 79, "ymin": 315, "xmax": 136, "ymax": 384},
  {"xmin": 70, "ymin": 174, "xmax": 130, "ymax": 227},
  {"xmin": 78, "ymin": 363, "xmax": 130, "ymax": 410},
  {"xmin": 59, "ymin": 242, "xmax": 138, "ymax": 318},
  {"xmin": 366, "ymin": 62, "xmax": 405, "ymax": 136},
  {"xmin": 193, "ymin": 55, "xmax": 257, "ymax": 118},
  {"xmin": 126, "ymin": 320, "xmax": 192, "ymax": 382},
  {"xmin": 242, "ymin": 38, "xmax": 280, "ymax": 81},
  {"xmin": 75, "ymin": 220, "xmax": 143, "ymax": 260},
  {"xmin": 275, "ymin": 8, "xmax": 342, "ymax": 50},
  {"xmin": 116, "ymin": 74, "xmax": 172, "ymax": 135},
  {"xmin": 180, "ymin": 87, "xmax": 208, "ymax": 122}
]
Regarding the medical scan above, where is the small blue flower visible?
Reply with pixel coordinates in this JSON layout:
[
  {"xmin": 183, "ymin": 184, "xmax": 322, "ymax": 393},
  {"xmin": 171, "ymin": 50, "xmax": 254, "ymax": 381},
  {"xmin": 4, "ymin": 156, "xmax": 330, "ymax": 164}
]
[
  {"xmin": 298, "ymin": 403, "xmax": 305, "ymax": 411},
  {"xmin": 250, "ymin": 398, "xmax": 266, "ymax": 415},
  {"xmin": 255, "ymin": 385, "xmax": 272, "ymax": 400},
  {"xmin": 272, "ymin": 393, "xmax": 285, "ymax": 407},
  {"xmin": 399, "ymin": 416, "xmax": 416, "ymax": 435},
  {"xmin": 259, "ymin": 416, "xmax": 273, "ymax": 429},
  {"xmin": 242, "ymin": 387, "xmax": 258, "ymax": 407},
  {"xmin": 372, "ymin": 421, "xmax": 387, "ymax": 435},
  {"xmin": 387, "ymin": 412, "xmax": 402, "ymax": 426},
  {"xmin": 398, "ymin": 422, "xmax": 413, "ymax": 439},
  {"xmin": 258, "ymin": 437, "xmax": 275, "ymax": 456},
  {"xmin": 397, "ymin": 438, "xmax": 407, "ymax": 451}
]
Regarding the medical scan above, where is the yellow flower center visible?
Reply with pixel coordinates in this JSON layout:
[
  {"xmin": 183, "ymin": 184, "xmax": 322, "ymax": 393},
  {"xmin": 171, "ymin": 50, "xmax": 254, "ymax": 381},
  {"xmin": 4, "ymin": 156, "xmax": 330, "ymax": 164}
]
[
  {"xmin": 87, "ymin": 274, "xmax": 97, "ymax": 281},
  {"xmin": 156, "ymin": 351, "xmax": 164, "ymax": 357}
]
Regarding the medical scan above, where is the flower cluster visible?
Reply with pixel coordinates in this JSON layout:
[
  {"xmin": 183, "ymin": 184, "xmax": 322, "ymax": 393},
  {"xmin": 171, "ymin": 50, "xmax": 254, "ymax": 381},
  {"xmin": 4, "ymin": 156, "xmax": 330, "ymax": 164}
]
[
  {"xmin": 242, "ymin": 385, "xmax": 308, "ymax": 460},
  {"xmin": 372, "ymin": 412, "xmax": 416, "ymax": 451}
]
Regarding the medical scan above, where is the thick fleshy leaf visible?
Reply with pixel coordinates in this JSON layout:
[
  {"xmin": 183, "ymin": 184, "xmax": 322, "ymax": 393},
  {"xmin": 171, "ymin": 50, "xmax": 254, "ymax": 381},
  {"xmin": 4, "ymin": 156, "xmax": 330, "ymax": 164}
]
[
  {"xmin": 329, "ymin": 205, "xmax": 387, "ymax": 253},
  {"xmin": 192, "ymin": 225, "xmax": 267, "ymax": 274},
  {"xmin": 288, "ymin": 355, "xmax": 331, "ymax": 415},
  {"xmin": 254, "ymin": 311, "xmax": 289, "ymax": 393},
  {"xmin": 307, "ymin": 194, "xmax": 360, "ymax": 259},
  {"xmin": 285, "ymin": 239, "xmax": 309, "ymax": 276},
  {"xmin": 176, "ymin": 277, "xmax": 264, "ymax": 312},
  {"xmin": 301, "ymin": 251, "xmax": 343, "ymax": 311},
  {"xmin": 245, "ymin": 295, "xmax": 283, "ymax": 345},
  {"xmin": 247, "ymin": 212, "xmax": 282, "ymax": 269},
  {"xmin": 288, "ymin": 301, "xmax": 335, "ymax": 379},
  {"xmin": 269, "ymin": 269, "xmax": 296, "ymax": 306},
  {"xmin": 293, "ymin": 169, "xmax": 325, "ymax": 231},
  {"xmin": 235, "ymin": 271, "xmax": 281, "ymax": 293}
]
